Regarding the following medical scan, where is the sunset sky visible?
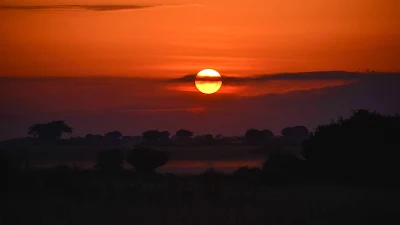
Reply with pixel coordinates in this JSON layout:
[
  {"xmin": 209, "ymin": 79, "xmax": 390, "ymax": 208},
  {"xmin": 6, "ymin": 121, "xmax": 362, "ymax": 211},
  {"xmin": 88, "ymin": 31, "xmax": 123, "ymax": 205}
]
[
  {"xmin": 0, "ymin": 0, "xmax": 400, "ymax": 140},
  {"xmin": 1, "ymin": 0, "xmax": 399, "ymax": 77}
]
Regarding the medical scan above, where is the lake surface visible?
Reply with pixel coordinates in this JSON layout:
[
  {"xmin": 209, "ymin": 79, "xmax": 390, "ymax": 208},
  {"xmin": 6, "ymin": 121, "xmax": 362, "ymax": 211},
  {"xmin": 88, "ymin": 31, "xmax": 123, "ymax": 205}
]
[
  {"xmin": 13, "ymin": 145, "xmax": 267, "ymax": 173},
  {"xmin": 35, "ymin": 159, "xmax": 264, "ymax": 174}
]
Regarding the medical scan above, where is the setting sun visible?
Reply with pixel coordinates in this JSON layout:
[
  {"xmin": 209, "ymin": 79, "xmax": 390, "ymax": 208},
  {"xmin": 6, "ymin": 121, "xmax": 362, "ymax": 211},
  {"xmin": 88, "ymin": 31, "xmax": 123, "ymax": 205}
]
[{"xmin": 195, "ymin": 69, "xmax": 222, "ymax": 94}]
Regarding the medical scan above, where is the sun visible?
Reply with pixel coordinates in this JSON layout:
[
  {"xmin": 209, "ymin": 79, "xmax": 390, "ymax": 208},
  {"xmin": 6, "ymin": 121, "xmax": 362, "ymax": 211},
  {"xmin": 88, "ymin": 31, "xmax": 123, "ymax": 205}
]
[{"xmin": 195, "ymin": 69, "xmax": 222, "ymax": 94}]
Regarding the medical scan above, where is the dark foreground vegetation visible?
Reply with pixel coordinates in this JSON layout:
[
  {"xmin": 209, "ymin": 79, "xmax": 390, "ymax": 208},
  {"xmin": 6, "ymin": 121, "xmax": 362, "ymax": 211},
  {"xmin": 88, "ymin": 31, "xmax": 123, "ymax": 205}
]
[
  {"xmin": 2, "ymin": 167, "xmax": 400, "ymax": 225},
  {"xmin": 1, "ymin": 109, "xmax": 400, "ymax": 225}
]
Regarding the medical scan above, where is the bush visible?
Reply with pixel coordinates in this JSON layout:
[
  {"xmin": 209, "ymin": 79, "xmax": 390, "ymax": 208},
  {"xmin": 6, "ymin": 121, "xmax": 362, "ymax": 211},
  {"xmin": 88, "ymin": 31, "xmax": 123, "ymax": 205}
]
[
  {"xmin": 262, "ymin": 150, "xmax": 308, "ymax": 185},
  {"xmin": 96, "ymin": 149, "xmax": 124, "ymax": 173},
  {"xmin": 126, "ymin": 147, "xmax": 168, "ymax": 172},
  {"xmin": 303, "ymin": 109, "xmax": 400, "ymax": 184}
]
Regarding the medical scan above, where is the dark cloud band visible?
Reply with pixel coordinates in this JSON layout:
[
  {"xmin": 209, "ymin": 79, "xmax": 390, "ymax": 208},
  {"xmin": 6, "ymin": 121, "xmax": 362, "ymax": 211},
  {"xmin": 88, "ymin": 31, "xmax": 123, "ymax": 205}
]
[
  {"xmin": 0, "ymin": 4, "xmax": 201, "ymax": 12},
  {"xmin": 170, "ymin": 71, "xmax": 400, "ymax": 84}
]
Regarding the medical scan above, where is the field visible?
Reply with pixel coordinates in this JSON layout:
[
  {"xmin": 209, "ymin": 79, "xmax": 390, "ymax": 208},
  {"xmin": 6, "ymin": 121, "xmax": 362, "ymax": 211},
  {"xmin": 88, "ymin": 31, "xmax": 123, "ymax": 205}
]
[
  {"xmin": 3, "ymin": 143, "xmax": 399, "ymax": 225},
  {"xmin": 2, "ymin": 168, "xmax": 399, "ymax": 225}
]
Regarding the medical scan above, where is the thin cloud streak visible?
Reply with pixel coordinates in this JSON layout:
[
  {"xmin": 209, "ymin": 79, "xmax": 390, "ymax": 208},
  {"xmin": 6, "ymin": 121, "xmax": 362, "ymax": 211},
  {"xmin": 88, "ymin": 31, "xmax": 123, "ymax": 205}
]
[
  {"xmin": 5, "ymin": 107, "xmax": 221, "ymax": 115},
  {"xmin": 170, "ymin": 71, "xmax": 400, "ymax": 84},
  {"xmin": 167, "ymin": 71, "xmax": 400, "ymax": 96},
  {"xmin": 114, "ymin": 107, "xmax": 219, "ymax": 114},
  {"xmin": 0, "ymin": 4, "xmax": 202, "ymax": 12}
]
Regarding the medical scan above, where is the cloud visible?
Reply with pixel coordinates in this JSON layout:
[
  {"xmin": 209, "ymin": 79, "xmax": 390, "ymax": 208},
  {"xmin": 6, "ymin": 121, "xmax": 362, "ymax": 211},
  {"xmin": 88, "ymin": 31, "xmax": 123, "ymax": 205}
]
[
  {"xmin": 107, "ymin": 107, "xmax": 219, "ymax": 114},
  {"xmin": 14, "ymin": 106, "xmax": 220, "ymax": 115},
  {"xmin": 167, "ymin": 71, "xmax": 400, "ymax": 97},
  {"xmin": 0, "ymin": 4, "xmax": 202, "ymax": 12},
  {"xmin": 169, "ymin": 71, "xmax": 400, "ymax": 84},
  {"xmin": 1, "ymin": 72, "xmax": 400, "ymax": 140}
]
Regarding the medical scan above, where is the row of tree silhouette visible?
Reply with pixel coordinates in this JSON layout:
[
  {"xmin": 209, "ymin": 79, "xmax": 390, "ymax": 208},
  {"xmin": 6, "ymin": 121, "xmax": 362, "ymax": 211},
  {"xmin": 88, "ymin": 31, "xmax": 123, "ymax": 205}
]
[
  {"xmin": 4, "ymin": 109, "xmax": 400, "ymax": 186},
  {"xmin": 28, "ymin": 122, "xmax": 194, "ymax": 143},
  {"xmin": 28, "ymin": 121, "xmax": 73, "ymax": 140},
  {"xmin": 93, "ymin": 109, "xmax": 400, "ymax": 185},
  {"xmin": 258, "ymin": 109, "xmax": 400, "ymax": 185},
  {"xmin": 301, "ymin": 109, "xmax": 400, "ymax": 183},
  {"xmin": 26, "ymin": 120, "xmax": 309, "ymax": 145}
]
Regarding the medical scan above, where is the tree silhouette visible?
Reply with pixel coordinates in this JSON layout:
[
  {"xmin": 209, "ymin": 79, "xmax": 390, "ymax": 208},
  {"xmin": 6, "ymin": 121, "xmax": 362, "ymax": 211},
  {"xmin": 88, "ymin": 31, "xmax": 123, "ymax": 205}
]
[
  {"xmin": 261, "ymin": 129, "xmax": 274, "ymax": 138},
  {"xmin": 205, "ymin": 134, "xmax": 213, "ymax": 141},
  {"xmin": 105, "ymin": 131, "xmax": 122, "ymax": 139},
  {"xmin": 262, "ymin": 149, "xmax": 306, "ymax": 184},
  {"xmin": 85, "ymin": 134, "xmax": 94, "ymax": 141},
  {"xmin": 175, "ymin": 129, "xmax": 193, "ymax": 140},
  {"xmin": 281, "ymin": 126, "xmax": 308, "ymax": 138},
  {"xmin": 126, "ymin": 147, "xmax": 168, "ymax": 172},
  {"xmin": 280, "ymin": 126, "xmax": 309, "ymax": 145},
  {"xmin": 28, "ymin": 120, "xmax": 73, "ymax": 141},
  {"xmin": 160, "ymin": 131, "xmax": 170, "ymax": 141},
  {"xmin": 245, "ymin": 129, "xmax": 261, "ymax": 143},
  {"xmin": 142, "ymin": 130, "xmax": 162, "ymax": 141},
  {"xmin": 104, "ymin": 131, "xmax": 122, "ymax": 145},
  {"xmin": 245, "ymin": 129, "xmax": 273, "ymax": 144},
  {"xmin": 303, "ymin": 109, "xmax": 400, "ymax": 183},
  {"xmin": 85, "ymin": 134, "xmax": 104, "ymax": 145}
]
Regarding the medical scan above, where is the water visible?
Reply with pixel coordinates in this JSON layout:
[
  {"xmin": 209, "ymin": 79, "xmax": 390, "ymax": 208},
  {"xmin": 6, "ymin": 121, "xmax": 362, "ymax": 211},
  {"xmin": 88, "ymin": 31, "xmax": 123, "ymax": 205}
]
[
  {"xmin": 11, "ymin": 145, "xmax": 267, "ymax": 174},
  {"xmin": 35, "ymin": 159, "xmax": 264, "ymax": 174}
]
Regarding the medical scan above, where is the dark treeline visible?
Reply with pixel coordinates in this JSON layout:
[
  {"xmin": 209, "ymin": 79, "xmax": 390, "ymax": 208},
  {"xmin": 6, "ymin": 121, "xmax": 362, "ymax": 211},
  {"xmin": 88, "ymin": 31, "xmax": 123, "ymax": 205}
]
[
  {"xmin": 2, "ymin": 109, "xmax": 400, "ymax": 186},
  {"xmin": 1, "ymin": 121, "xmax": 309, "ymax": 147},
  {"xmin": 2, "ymin": 109, "xmax": 400, "ymax": 225}
]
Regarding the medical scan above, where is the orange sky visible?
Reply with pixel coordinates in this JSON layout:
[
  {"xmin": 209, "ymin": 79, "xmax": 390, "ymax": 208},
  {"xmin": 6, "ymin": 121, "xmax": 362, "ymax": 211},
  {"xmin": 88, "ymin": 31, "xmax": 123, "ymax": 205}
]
[{"xmin": 1, "ymin": 0, "xmax": 399, "ymax": 77}]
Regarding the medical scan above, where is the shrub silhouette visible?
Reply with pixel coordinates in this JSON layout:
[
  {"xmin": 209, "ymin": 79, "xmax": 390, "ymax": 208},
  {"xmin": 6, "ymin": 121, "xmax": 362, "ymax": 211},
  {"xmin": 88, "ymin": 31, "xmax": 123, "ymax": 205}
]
[
  {"xmin": 105, "ymin": 131, "xmax": 122, "ymax": 139},
  {"xmin": 233, "ymin": 166, "xmax": 262, "ymax": 182},
  {"xmin": 142, "ymin": 130, "xmax": 160, "ymax": 141},
  {"xmin": 281, "ymin": 126, "xmax": 309, "ymax": 138},
  {"xmin": 261, "ymin": 142, "xmax": 309, "ymax": 185},
  {"xmin": 160, "ymin": 131, "xmax": 170, "ymax": 141},
  {"xmin": 303, "ymin": 109, "xmax": 400, "ymax": 184},
  {"xmin": 245, "ymin": 129, "xmax": 274, "ymax": 144},
  {"xmin": 104, "ymin": 131, "xmax": 122, "ymax": 145},
  {"xmin": 175, "ymin": 129, "xmax": 193, "ymax": 140},
  {"xmin": 96, "ymin": 149, "xmax": 124, "ymax": 173},
  {"xmin": 28, "ymin": 120, "xmax": 73, "ymax": 141},
  {"xmin": 85, "ymin": 134, "xmax": 105, "ymax": 145},
  {"xmin": 205, "ymin": 134, "xmax": 213, "ymax": 141},
  {"xmin": 126, "ymin": 147, "xmax": 168, "ymax": 172}
]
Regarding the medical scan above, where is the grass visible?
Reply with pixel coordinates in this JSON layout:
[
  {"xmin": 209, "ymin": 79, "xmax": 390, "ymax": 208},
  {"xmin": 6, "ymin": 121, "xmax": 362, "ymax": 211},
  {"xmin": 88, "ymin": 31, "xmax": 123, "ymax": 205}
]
[
  {"xmin": 4, "ymin": 145, "xmax": 263, "ymax": 162},
  {"xmin": 2, "ymin": 167, "xmax": 399, "ymax": 225}
]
